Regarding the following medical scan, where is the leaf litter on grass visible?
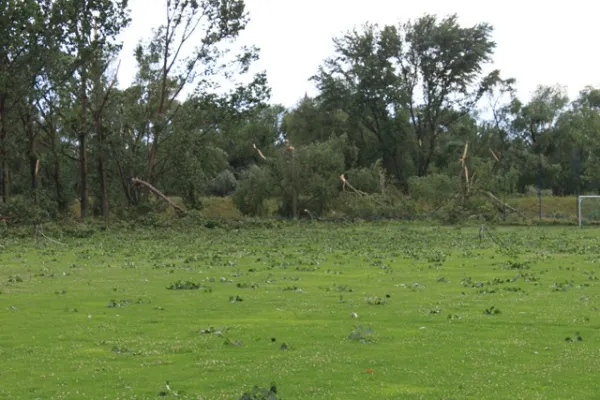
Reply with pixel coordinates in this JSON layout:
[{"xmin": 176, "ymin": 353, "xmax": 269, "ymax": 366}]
[{"xmin": 0, "ymin": 223, "xmax": 599, "ymax": 399}]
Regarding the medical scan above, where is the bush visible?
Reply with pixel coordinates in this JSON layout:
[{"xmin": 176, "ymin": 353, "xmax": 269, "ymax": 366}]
[
  {"xmin": 209, "ymin": 170, "xmax": 238, "ymax": 196},
  {"xmin": 275, "ymin": 135, "xmax": 351, "ymax": 217},
  {"xmin": 408, "ymin": 174, "xmax": 457, "ymax": 210},
  {"xmin": 434, "ymin": 195, "xmax": 500, "ymax": 224},
  {"xmin": 344, "ymin": 164, "xmax": 383, "ymax": 194},
  {"xmin": 525, "ymin": 185, "xmax": 553, "ymax": 197},
  {"xmin": 0, "ymin": 192, "xmax": 57, "ymax": 225},
  {"xmin": 198, "ymin": 197, "xmax": 243, "ymax": 220},
  {"xmin": 233, "ymin": 165, "xmax": 272, "ymax": 216},
  {"xmin": 333, "ymin": 191, "xmax": 416, "ymax": 220}
]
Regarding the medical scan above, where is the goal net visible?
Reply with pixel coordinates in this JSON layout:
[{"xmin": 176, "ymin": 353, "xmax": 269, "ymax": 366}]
[{"xmin": 577, "ymin": 195, "xmax": 600, "ymax": 226}]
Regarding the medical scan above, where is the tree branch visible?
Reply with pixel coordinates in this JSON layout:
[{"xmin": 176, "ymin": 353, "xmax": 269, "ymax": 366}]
[{"xmin": 131, "ymin": 177, "xmax": 186, "ymax": 215}]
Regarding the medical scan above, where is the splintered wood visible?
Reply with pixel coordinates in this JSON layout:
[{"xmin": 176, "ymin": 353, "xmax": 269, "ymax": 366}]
[
  {"xmin": 459, "ymin": 142, "xmax": 470, "ymax": 191},
  {"xmin": 340, "ymin": 174, "xmax": 367, "ymax": 196},
  {"xmin": 253, "ymin": 144, "xmax": 267, "ymax": 160}
]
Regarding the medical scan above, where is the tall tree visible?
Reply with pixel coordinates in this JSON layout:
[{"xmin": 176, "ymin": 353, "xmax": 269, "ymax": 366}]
[
  {"xmin": 58, "ymin": 0, "xmax": 130, "ymax": 218},
  {"xmin": 0, "ymin": 0, "xmax": 49, "ymax": 202},
  {"xmin": 133, "ymin": 0, "xmax": 260, "ymax": 187},
  {"xmin": 313, "ymin": 14, "xmax": 500, "ymax": 186},
  {"xmin": 510, "ymin": 85, "xmax": 569, "ymax": 192}
]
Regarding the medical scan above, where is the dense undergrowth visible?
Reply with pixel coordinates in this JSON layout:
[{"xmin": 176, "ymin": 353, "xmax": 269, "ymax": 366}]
[{"xmin": 0, "ymin": 191, "xmax": 590, "ymax": 238}]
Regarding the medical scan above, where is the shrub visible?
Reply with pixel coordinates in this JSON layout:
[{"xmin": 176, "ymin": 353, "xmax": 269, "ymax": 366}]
[
  {"xmin": 344, "ymin": 163, "xmax": 383, "ymax": 194},
  {"xmin": 199, "ymin": 197, "xmax": 243, "ymax": 220},
  {"xmin": 209, "ymin": 170, "xmax": 238, "ymax": 196},
  {"xmin": 0, "ymin": 192, "xmax": 57, "ymax": 225},
  {"xmin": 233, "ymin": 165, "xmax": 272, "ymax": 216},
  {"xmin": 525, "ymin": 185, "xmax": 553, "ymax": 197},
  {"xmin": 333, "ymin": 190, "xmax": 416, "ymax": 220},
  {"xmin": 408, "ymin": 174, "xmax": 457, "ymax": 210}
]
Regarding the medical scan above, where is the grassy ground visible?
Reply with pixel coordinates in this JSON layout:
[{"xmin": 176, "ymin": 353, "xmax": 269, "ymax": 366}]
[
  {"xmin": 1, "ymin": 222, "xmax": 600, "ymax": 399},
  {"xmin": 508, "ymin": 195, "xmax": 577, "ymax": 221}
]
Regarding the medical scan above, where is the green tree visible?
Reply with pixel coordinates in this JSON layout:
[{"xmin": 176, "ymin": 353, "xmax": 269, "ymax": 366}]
[
  {"xmin": 57, "ymin": 0, "xmax": 130, "ymax": 218},
  {"xmin": 313, "ymin": 14, "xmax": 500, "ymax": 187},
  {"xmin": 235, "ymin": 135, "xmax": 356, "ymax": 218},
  {"xmin": 0, "ymin": 0, "xmax": 53, "ymax": 202},
  {"xmin": 132, "ymin": 0, "xmax": 260, "ymax": 186},
  {"xmin": 510, "ymin": 85, "xmax": 569, "ymax": 192}
]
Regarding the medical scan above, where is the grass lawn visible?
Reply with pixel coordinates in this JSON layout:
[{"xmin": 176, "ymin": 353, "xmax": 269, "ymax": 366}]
[{"xmin": 1, "ymin": 222, "xmax": 599, "ymax": 399}]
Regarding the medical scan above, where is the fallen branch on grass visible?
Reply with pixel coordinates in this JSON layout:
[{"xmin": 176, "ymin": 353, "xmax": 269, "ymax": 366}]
[{"xmin": 38, "ymin": 228, "xmax": 65, "ymax": 245}]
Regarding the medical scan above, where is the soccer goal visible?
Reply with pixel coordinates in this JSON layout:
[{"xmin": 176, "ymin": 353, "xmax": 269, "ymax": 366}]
[{"xmin": 577, "ymin": 195, "xmax": 600, "ymax": 226}]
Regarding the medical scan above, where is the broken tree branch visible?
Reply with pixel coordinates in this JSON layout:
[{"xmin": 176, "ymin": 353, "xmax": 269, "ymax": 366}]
[
  {"xmin": 253, "ymin": 143, "xmax": 267, "ymax": 160},
  {"xmin": 131, "ymin": 178, "xmax": 186, "ymax": 216},
  {"xmin": 481, "ymin": 190, "xmax": 527, "ymax": 219},
  {"xmin": 340, "ymin": 174, "xmax": 368, "ymax": 197}
]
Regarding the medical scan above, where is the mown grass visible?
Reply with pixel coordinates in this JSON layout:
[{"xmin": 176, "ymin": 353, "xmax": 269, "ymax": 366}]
[{"xmin": 1, "ymin": 222, "xmax": 599, "ymax": 399}]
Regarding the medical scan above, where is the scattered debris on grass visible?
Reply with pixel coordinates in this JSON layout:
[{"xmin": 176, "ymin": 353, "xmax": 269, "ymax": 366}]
[
  {"xmin": 366, "ymin": 296, "xmax": 386, "ymax": 305},
  {"xmin": 348, "ymin": 326, "xmax": 375, "ymax": 344},
  {"xmin": 484, "ymin": 306, "xmax": 501, "ymax": 315},
  {"xmin": 167, "ymin": 280, "xmax": 210, "ymax": 291},
  {"xmin": 230, "ymin": 295, "xmax": 243, "ymax": 303},
  {"xmin": 238, "ymin": 383, "xmax": 279, "ymax": 400}
]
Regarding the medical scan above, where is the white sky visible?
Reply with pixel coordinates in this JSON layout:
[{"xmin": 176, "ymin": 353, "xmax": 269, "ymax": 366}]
[{"xmin": 117, "ymin": 0, "xmax": 600, "ymax": 109}]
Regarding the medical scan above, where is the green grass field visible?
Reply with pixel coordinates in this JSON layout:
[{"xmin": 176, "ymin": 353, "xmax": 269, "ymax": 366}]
[{"xmin": 1, "ymin": 222, "xmax": 599, "ymax": 399}]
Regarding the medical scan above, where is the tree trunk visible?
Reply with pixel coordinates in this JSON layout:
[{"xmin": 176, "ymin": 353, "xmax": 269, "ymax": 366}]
[
  {"xmin": 25, "ymin": 111, "xmax": 37, "ymax": 191},
  {"xmin": 116, "ymin": 157, "xmax": 133, "ymax": 205},
  {"xmin": 99, "ymin": 150, "xmax": 109, "ymax": 218},
  {"xmin": 79, "ymin": 68, "xmax": 88, "ymax": 219},
  {"xmin": 79, "ymin": 131, "xmax": 88, "ymax": 218},
  {"xmin": 53, "ymin": 156, "xmax": 66, "ymax": 213},
  {"xmin": 95, "ymin": 109, "xmax": 109, "ymax": 218},
  {"xmin": 146, "ymin": 143, "xmax": 157, "ymax": 185},
  {"xmin": 289, "ymin": 147, "xmax": 298, "ymax": 219},
  {"xmin": 187, "ymin": 181, "xmax": 198, "ymax": 209},
  {"xmin": 0, "ymin": 99, "xmax": 8, "ymax": 202},
  {"xmin": 1, "ymin": 157, "xmax": 8, "ymax": 202},
  {"xmin": 30, "ymin": 156, "xmax": 38, "ymax": 191}
]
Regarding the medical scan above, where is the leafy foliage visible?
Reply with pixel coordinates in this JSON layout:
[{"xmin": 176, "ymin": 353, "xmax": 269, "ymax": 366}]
[{"xmin": 1, "ymin": 4, "xmax": 600, "ymax": 225}]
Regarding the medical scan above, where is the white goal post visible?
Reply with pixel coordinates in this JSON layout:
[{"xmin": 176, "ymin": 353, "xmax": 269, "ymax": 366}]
[{"xmin": 578, "ymin": 195, "xmax": 600, "ymax": 227}]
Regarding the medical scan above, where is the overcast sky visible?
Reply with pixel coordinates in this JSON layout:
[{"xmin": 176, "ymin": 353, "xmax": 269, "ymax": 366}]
[{"xmin": 117, "ymin": 0, "xmax": 599, "ymax": 109}]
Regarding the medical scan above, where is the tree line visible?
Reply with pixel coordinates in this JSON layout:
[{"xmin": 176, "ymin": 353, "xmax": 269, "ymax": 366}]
[{"xmin": 1, "ymin": 1, "xmax": 599, "ymax": 223}]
